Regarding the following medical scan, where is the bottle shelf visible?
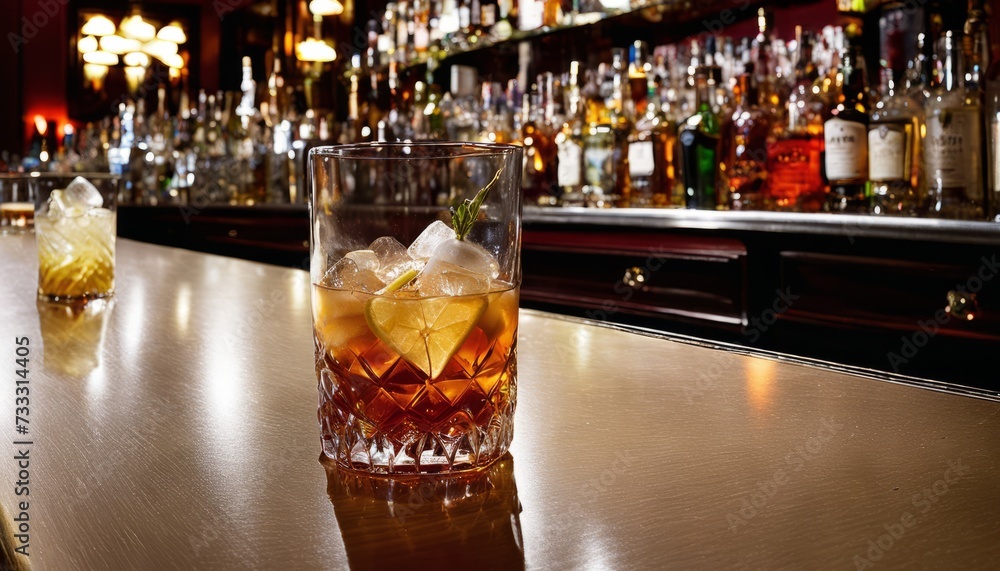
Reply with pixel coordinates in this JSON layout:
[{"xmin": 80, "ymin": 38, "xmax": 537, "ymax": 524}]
[{"xmin": 370, "ymin": 0, "xmax": 824, "ymax": 75}]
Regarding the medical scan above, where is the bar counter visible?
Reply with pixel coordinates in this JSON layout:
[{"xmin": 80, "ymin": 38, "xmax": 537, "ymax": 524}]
[{"xmin": 1, "ymin": 236, "xmax": 999, "ymax": 570}]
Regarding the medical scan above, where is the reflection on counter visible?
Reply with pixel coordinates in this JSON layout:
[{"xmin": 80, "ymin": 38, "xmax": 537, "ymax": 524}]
[
  {"xmin": 324, "ymin": 453, "xmax": 524, "ymax": 570},
  {"xmin": 37, "ymin": 298, "xmax": 114, "ymax": 377},
  {"xmin": 0, "ymin": 501, "xmax": 31, "ymax": 570}
]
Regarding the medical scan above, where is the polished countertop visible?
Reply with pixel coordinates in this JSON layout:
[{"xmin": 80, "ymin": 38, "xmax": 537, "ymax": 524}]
[{"xmin": 0, "ymin": 235, "xmax": 998, "ymax": 570}]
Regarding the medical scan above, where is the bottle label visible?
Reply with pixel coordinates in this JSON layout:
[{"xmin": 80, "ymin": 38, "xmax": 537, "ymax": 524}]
[
  {"xmin": 628, "ymin": 140, "xmax": 655, "ymax": 177},
  {"xmin": 926, "ymin": 110, "xmax": 981, "ymax": 191},
  {"xmin": 584, "ymin": 147, "xmax": 613, "ymax": 188},
  {"xmin": 557, "ymin": 140, "xmax": 582, "ymax": 187},
  {"xmin": 868, "ymin": 124, "xmax": 906, "ymax": 181},
  {"xmin": 824, "ymin": 117, "xmax": 868, "ymax": 180}
]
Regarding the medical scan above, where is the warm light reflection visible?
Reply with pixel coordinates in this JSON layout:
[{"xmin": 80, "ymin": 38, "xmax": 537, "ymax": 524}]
[
  {"xmin": 33, "ymin": 115, "xmax": 47, "ymax": 136},
  {"xmin": 175, "ymin": 283, "xmax": 192, "ymax": 333},
  {"xmin": 745, "ymin": 359, "xmax": 776, "ymax": 412}
]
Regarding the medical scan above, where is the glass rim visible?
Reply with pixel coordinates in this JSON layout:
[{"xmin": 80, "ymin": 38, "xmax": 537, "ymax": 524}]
[{"xmin": 309, "ymin": 141, "xmax": 522, "ymax": 160}]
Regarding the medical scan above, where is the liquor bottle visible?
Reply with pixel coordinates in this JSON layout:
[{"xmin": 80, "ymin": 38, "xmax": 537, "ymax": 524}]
[
  {"xmin": 628, "ymin": 41, "xmax": 650, "ymax": 117},
  {"xmin": 542, "ymin": 0, "xmax": 560, "ymax": 27},
  {"xmin": 627, "ymin": 80, "xmax": 680, "ymax": 207},
  {"xmin": 869, "ymin": 67, "xmax": 923, "ymax": 215},
  {"xmin": 494, "ymin": 0, "xmax": 515, "ymax": 40},
  {"xmin": 924, "ymin": 30, "xmax": 984, "ymax": 219},
  {"xmin": 719, "ymin": 71, "xmax": 771, "ymax": 209},
  {"xmin": 963, "ymin": 0, "xmax": 990, "ymax": 91},
  {"xmin": 556, "ymin": 61, "xmax": 586, "ymax": 205},
  {"xmin": 823, "ymin": 41, "xmax": 869, "ymax": 213},
  {"xmin": 986, "ymin": 44, "xmax": 1000, "ymax": 219},
  {"xmin": 608, "ymin": 48, "xmax": 633, "ymax": 206},
  {"xmin": 414, "ymin": 0, "xmax": 430, "ymax": 53},
  {"xmin": 679, "ymin": 67, "xmax": 721, "ymax": 209},
  {"xmin": 520, "ymin": 81, "xmax": 557, "ymax": 203},
  {"xmin": 905, "ymin": 33, "xmax": 934, "ymax": 101}
]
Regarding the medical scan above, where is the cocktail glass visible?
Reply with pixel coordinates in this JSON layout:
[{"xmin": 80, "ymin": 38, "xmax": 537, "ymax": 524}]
[
  {"xmin": 33, "ymin": 174, "xmax": 118, "ymax": 302},
  {"xmin": 310, "ymin": 142, "xmax": 522, "ymax": 475}
]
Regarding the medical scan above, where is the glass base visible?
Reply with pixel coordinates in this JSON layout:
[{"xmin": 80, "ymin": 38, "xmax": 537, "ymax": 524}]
[{"xmin": 317, "ymin": 347, "xmax": 517, "ymax": 476}]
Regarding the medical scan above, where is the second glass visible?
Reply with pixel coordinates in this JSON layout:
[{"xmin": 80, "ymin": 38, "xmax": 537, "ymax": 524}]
[
  {"xmin": 310, "ymin": 142, "xmax": 522, "ymax": 475},
  {"xmin": 33, "ymin": 174, "xmax": 119, "ymax": 302}
]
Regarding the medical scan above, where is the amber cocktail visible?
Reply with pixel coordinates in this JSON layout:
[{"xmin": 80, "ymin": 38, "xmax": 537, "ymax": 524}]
[{"xmin": 310, "ymin": 143, "xmax": 522, "ymax": 474}]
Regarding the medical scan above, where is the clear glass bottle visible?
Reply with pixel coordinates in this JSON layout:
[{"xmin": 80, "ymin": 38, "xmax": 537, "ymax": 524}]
[
  {"xmin": 556, "ymin": 62, "xmax": 586, "ymax": 206},
  {"xmin": 823, "ymin": 41, "xmax": 870, "ymax": 213},
  {"xmin": 679, "ymin": 67, "xmax": 721, "ymax": 209},
  {"xmin": 719, "ymin": 71, "xmax": 771, "ymax": 210},
  {"xmin": 869, "ymin": 67, "xmax": 923, "ymax": 216},
  {"xmin": 924, "ymin": 30, "xmax": 984, "ymax": 219}
]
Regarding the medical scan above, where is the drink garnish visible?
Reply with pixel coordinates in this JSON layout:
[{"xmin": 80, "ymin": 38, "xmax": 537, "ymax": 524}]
[{"xmin": 450, "ymin": 166, "xmax": 503, "ymax": 241}]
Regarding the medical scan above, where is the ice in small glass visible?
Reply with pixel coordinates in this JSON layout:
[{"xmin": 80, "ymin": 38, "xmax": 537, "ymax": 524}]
[
  {"xmin": 311, "ymin": 143, "xmax": 522, "ymax": 475},
  {"xmin": 34, "ymin": 176, "xmax": 117, "ymax": 302}
]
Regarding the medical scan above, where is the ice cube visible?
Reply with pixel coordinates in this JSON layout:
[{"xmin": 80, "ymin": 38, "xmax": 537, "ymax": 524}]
[
  {"xmin": 320, "ymin": 257, "xmax": 385, "ymax": 293},
  {"xmin": 407, "ymin": 220, "xmax": 456, "ymax": 260},
  {"xmin": 369, "ymin": 236, "xmax": 425, "ymax": 283},
  {"xmin": 415, "ymin": 258, "xmax": 491, "ymax": 297},
  {"xmin": 429, "ymin": 238, "xmax": 500, "ymax": 279},
  {"xmin": 345, "ymin": 249, "xmax": 379, "ymax": 272},
  {"xmin": 65, "ymin": 177, "xmax": 104, "ymax": 210},
  {"xmin": 45, "ymin": 189, "xmax": 85, "ymax": 218}
]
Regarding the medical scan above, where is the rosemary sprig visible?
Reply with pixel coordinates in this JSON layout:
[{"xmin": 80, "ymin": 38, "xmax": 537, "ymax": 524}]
[{"xmin": 450, "ymin": 166, "xmax": 503, "ymax": 241}]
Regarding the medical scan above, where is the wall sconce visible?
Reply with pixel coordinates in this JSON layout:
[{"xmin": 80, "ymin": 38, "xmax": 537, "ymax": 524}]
[
  {"xmin": 83, "ymin": 63, "xmax": 109, "ymax": 89},
  {"xmin": 309, "ymin": 0, "xmax": 344, "ymax": 16},
  {"xmin": 78, "ymin": 35, "xmax": 99, "ymax": 53},
  {"xmin": 156, "ymin": 21, "xmax": 187, "ymax": 44},
  {"xmin": 99, "ymin": 34, "xmax": 142, "ymax": 54},
  {"xmin": 123, "ymin": 52, "xmax": 150, "ymax": 67},
  {"xmin": 83, "ymin": 51, "xmax": 119, "ymax": 66},
  {"xmin": 125, "ymin": 66, "xmax": 147, "ymax": 92},
  {"xmin": 120, "ymin": 15, "xmax": 156, "ymax": 42},
  {"xmin": 296, "ymin": 38, "xmax": 336, "ymax": 62},
  {"xmin": 81, "ymin": 15, "xmax": 116, "ymax": 36}
]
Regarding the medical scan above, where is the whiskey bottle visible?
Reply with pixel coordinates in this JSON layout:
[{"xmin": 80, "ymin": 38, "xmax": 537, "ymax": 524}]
[
  {"xmin": 869, "ymin": 67, "xmax": 923, "ymax": 216},
  {"xmin": 627, "ymin": 81, "xmax": 680, "ymax": 207},
  {"xmin": 986, "ymin": 36, "xmax": 1000, "ymax": 219},
  {"xmin": 719, "ymin": 71, "xmax": 771, "ymax": 210},
  {"xmin": 823, "ymin": 42, "xmax": 870, "ymax": 213},
  {"xmin": 924, "ymin": 31, "xmax": 984, "ymax": 219},
  {"xmin": 679, "ymin": 67, "xmax": 721, "ymax": 209}
]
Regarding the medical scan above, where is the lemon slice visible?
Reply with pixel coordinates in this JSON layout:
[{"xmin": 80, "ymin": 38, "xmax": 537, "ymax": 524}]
[
  {"xmin": 364, "ymin": 295, "xmax": 487, "ymax": 378},
  {"xmin": 376, "ymin": 267, "xmax": 420, "ymax": 295}
]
